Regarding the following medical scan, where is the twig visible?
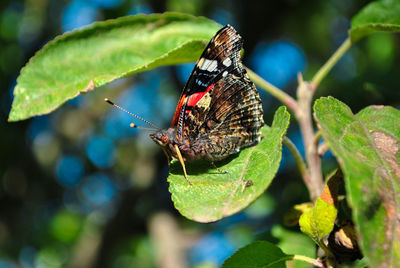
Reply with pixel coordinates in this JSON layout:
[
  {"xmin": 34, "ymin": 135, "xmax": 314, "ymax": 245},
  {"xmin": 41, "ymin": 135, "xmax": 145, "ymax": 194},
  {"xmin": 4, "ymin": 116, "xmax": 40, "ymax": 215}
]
[
  {"xmin": 314, "ymin": 131, "xmax": 330, "ymax": 157},
  {"xmin": 311, "ymin": 37, "xmax": 352, "ymax": 88},
  {"xmin": 282, "ymin": 136, "xmax": 309, "ymax": 183},
  {"xmin": 246, "ymin": 67, "xmax": 298, "ymax": 112},
  {"xmin": 314, "ymin": 130, "xmax": 322, "ymax": 146},
  {"xmin": 278, "ymin": 254, "xmax": 325, "ymax": 267},
  {"xmin": 292, "ymin": 255, "xmax": 325, "ymax": 268},
  {"xmin": 318, "ymin": 141, "xmax": 330, "ymax": 157},
  {"xmin": 318, "ymin": 239, "xmax": 337, "ymax": 268}
]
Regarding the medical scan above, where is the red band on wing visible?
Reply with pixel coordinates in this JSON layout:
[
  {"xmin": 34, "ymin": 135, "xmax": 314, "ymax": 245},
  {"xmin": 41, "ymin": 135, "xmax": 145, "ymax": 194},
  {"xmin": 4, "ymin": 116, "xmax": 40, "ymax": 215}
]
[
  {"xmin": 171, "ymin": 84, "xmax": 215, "ymax": 126},
  {"xmin": 171, "ymin": 94, "xmax": 186, "ymax": 127},
  {"xmin": 186, "ymin": 83, "xmax": 215, "ymax": 109}
]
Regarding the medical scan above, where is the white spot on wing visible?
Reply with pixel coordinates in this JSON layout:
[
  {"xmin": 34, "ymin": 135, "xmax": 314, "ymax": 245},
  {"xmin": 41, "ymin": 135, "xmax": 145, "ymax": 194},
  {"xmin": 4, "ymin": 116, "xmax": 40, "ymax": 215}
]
[
  {"xmin": 222, "ymin": 57, "xmax": 232, "ymax": 67},
  {"xmin": 198, "ymin": 59, "xmax": 208, "ymax": 70},
  {"xmin": 222, "ymin": 71, "xmax": 228, "ymax": 77},
  {"xmin": 199, "ymin": 59, "xmax": 218, "ymax": 72},
  {"xmin": 207, "ymin": 60, "xmax": 218, "ymax": 72}
]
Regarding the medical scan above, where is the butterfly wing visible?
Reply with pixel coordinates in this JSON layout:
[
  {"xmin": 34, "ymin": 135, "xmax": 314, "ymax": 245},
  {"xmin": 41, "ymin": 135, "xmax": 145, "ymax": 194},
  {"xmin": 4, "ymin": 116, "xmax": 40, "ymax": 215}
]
[
  {"xmin": 171, "ymin": 25, "xmax": 243, "ymax": 139},
  {"xmin": 193, "ymin": 72, "xmax": 264, "ymax": 160},
  {"xmin": 172, "ymin": 25, "xmax": 264, "ymax": 160}
]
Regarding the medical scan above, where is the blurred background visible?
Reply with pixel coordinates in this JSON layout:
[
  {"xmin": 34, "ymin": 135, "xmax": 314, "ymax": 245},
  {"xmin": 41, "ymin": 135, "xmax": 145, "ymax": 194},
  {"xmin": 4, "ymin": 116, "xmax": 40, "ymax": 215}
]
[{"xmin": 0, "ymin": 0, "xmax": 399, "ymax": 267}]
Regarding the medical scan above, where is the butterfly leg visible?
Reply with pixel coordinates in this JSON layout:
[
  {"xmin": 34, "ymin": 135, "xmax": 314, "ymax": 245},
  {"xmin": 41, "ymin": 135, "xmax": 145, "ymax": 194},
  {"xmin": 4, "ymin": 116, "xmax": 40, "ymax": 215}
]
[
  {"xmin": 160, "ymin": 147, "xmax": 172, "ymax": 167},
  {"xmin": 174, "ymin": 144, "xmax": 192, "ymax": 185},
  {"xmin": 211, "ymin": 162, "xmax": 228, "ymax": 174}
]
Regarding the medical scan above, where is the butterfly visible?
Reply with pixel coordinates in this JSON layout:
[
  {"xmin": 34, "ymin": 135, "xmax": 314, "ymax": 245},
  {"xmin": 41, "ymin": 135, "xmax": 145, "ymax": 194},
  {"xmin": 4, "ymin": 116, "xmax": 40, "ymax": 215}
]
[{"xmin": 149, "ymin": 25, "xmax": 264, "ymax": 184}]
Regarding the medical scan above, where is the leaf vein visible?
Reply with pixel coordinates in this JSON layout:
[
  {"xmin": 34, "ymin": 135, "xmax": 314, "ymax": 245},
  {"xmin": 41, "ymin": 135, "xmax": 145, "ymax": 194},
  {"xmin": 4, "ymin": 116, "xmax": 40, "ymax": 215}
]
[{"xmin": 221, "ymin": 147, "xmax": 254, "ymax": 216}]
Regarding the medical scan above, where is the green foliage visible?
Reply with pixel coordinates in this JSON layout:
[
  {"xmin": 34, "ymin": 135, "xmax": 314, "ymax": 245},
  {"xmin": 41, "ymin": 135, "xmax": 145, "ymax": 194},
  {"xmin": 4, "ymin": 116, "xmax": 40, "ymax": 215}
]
[
  {"xmin": 168, "ymin": 107, "xmax": 290, "ymax": 222},
  {"xmin": 35, "ymin": 247, "xmax": 66, "ymax": 268},
  {"xmin": 50, "ymin": 210, "xmax": 82, "ymax": 243},
  {"xmin": 222, "ymin": 241, "xmax": 290, "ymax": 268},
  {"xmin": 298, "ymin": 169, "xmax": 340, "ymax": 245},
  {"xmin": 8, "ymin": 12, "xmax": 219, "ymax": 121},
  {"xmin": 6, "ymin": 0, "xmax": 400, "ymax": 266},
  {"xmin": 350, "ymin": 0, "xmax": 400, "ymax": 42},
  {"xmin": 271, "ymin": 226, "xmax": 315, "ymax": 268},
  {"xmin": 365, "ymin": 33, "xmax": 396, "ymax": 71},
  {"xmin": 314, "ymin": 96, "xmax": 400, "ymax": 267},
  {"xmin": 299, "ymin": 197, "xmax": 337, "ymax": 243}
]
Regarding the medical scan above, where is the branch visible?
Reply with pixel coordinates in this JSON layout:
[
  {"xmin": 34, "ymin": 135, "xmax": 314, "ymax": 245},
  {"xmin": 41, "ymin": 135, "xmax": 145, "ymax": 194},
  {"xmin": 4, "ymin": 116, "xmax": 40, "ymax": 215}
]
[
  {"xmin": 294, "ymin": 38, "xmax": 352, "ymax": 200},
  {"xmin": 246, "ymin": 37, "xmax": 352, "ymax": 201},
  {"xmin": 246, "ymin": 67, "xmax": 298, "ymax": 112},
  {"xmin": 295, "ymin": 74, "xmax": 324, "ymax": 200}
]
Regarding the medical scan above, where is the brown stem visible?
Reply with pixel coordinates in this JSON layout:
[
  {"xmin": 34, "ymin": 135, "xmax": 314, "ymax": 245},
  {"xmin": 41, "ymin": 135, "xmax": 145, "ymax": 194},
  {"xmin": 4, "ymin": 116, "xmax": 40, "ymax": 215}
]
[
  {"xmin": 318, "ymin": 239, "xmax": 337, "ymax": 268},
  {"xmin": 295, "ymin": 74, "xmax": 324, "ymax": 201}
]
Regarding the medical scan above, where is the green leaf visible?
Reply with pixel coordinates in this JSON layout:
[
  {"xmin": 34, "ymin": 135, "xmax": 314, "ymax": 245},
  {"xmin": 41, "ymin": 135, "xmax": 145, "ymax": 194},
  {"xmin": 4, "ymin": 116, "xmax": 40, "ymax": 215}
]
[
  {"xmin": 350, "ymin": 0, "xmax": 400, "ymax": 42},
  {"xmin": 298, "ymin": 169, "xmax": 340, "ymax": 244},
  {"xmin": 222, "ymin": 241, "xmax": 290, "ymax": 268},
  {"xmin": 314, "ymin": 96, "xmax": 400, "ymax": 267},
  {"xmin": 299, "ymin": 198, "xmax": 337, "ymax": 242},
  {"xmin": 9, "ymin": 12, "xmax": 220, "ymax": 121},
  {"xmin": 168, "ymin": 106, "xmax": 290, "ymax": 223},
  {"xmin": 272, "ymin": 226, "xmax": 315, "ymax": 268}
]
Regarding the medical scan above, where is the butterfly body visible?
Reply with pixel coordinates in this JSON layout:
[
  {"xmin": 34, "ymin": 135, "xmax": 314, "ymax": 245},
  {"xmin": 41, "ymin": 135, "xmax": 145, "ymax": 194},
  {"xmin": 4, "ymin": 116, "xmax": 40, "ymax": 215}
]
[{"xmin": 150, "ymin": 25, "xmax": 264, "ymax": 183}]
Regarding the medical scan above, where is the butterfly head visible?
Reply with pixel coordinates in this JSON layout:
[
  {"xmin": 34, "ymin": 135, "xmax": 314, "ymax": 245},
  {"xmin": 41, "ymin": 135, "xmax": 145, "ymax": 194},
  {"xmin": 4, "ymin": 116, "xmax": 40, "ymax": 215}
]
[{"xmin": 149, "ymin": 128, "xmax": 175, "ymax": 147}]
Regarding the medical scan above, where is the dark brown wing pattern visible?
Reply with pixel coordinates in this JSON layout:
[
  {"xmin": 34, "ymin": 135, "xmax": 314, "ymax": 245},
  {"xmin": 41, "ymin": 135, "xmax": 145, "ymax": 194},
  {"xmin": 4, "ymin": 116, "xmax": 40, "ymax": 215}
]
[
  {"xmin": 174, "ymin": 25, "xmax": 245, "ymax": 139},
  {"xmin": 180, "ymin": 25, "xmax": 264, "ymax": 160},
  {"xmin": 148, "ymin": 25, "xmax": 264, "ymax": 183}
]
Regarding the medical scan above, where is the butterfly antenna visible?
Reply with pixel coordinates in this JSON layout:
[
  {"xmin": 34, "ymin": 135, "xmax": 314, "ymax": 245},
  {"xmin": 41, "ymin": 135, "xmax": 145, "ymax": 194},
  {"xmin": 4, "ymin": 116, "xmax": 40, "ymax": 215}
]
[
  {"xmin": 104, "ymin": 98, "xmax": 160, "ymax": 130},
  {"xmin": 129, "ymin": 123, "xmax": 158, "ymax": 131}
]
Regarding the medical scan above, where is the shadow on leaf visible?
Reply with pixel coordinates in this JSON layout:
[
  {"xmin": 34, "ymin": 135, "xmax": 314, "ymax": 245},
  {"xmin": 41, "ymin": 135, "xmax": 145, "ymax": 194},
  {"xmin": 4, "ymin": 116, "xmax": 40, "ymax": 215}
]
[{"xmin": 169, "ymin": 154, "xmax": 236, "ymax": 176}]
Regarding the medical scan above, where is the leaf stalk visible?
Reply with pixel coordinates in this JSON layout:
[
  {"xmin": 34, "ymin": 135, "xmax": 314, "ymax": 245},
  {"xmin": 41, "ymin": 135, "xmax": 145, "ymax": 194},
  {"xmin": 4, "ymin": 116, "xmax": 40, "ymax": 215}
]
[
  {"xmin": 311, "ymin": 37, "xmax": 352, "ymax": 87},
  {"xmin": 246, "ymin": 67, "xmax": 298, "ymax": 112},
  {"xmin": 282, "ymin": 137, "xmax": 308, "ymax": 181},
  {"xmin": 292, "ymin": 254, "xmax": 325, "ymax": 268}
]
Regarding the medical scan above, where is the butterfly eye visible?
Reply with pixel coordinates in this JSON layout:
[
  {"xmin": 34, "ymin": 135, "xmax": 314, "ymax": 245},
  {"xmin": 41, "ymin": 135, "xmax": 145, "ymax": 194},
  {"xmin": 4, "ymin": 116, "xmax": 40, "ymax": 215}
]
[{"xmin": 161, "ymin": 135, "xmax": 169, "ymax": 144}]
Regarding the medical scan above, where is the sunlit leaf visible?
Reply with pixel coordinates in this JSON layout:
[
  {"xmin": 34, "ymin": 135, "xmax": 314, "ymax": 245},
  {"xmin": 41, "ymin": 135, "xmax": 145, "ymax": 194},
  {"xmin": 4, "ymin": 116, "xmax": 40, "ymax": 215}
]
[
  {"xmin": 314, "ymin": 96, "xmax": 400, "ymax": 267},
  {"xmin": 350, "ymin": 0, "xmax": 400, "ymax": 42},
  {"xmin": 299, "ymin": 169, "xmax": 340, "ymax": 243},
  {"xmin": 299, "ymin": 198, "xmax": 337, "ymax": 243},
  {"xmin": 283, "ymin": 202, "xmax": 312, "ymax": 227},
  {"xmin": 9, "ymin": 12, "xmax": 220, "ymax": 121},
  {"xmin": 168, "ymin": 106, "xmax": 290, "ymax": 223},
  {"xmin": 222, "ymin": 241, "xmax": 289, "ymax": 268}
]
